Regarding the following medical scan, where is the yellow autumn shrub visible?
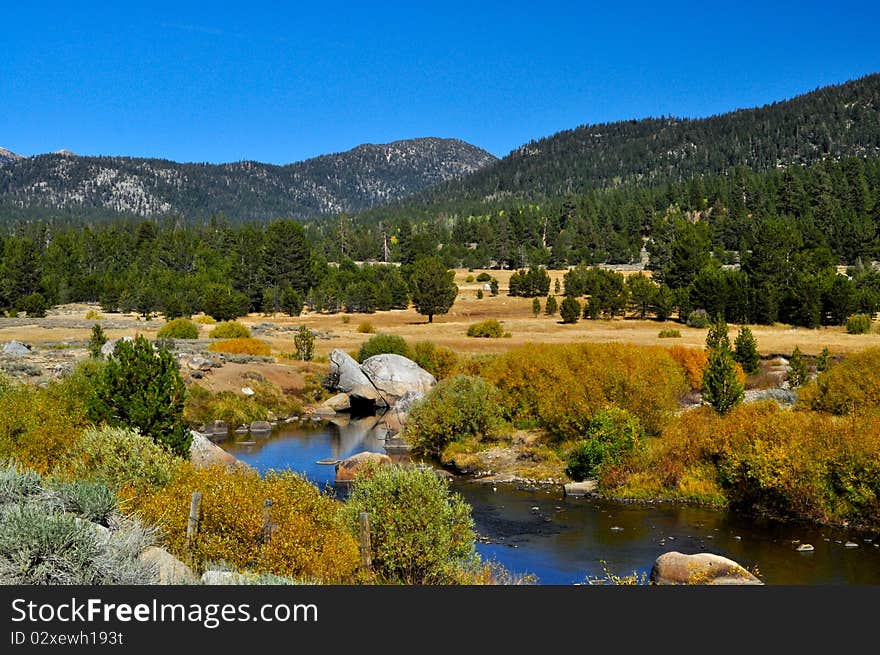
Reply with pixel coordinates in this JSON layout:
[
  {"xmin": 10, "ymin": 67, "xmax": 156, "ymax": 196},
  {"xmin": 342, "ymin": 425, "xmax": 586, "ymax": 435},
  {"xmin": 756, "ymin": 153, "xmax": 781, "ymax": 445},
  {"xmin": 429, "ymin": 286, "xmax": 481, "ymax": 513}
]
[
  {"xmin": 208, "ymin": 338, "xmax": 271, "ymax": 356},
  {"xmin": 798, "ymin": 347, "xmax": 880, "ymax": 414},
  {"xmin": 483, "ymin": 343, "xmax": 687, "ymax": 437},
  {"xmin": 604, "ymin": 402, "xmax": 880, "ymax": 526},
  {"xmin": 130, "ymin": 465, "xmax": 359, "ymax": 581}
]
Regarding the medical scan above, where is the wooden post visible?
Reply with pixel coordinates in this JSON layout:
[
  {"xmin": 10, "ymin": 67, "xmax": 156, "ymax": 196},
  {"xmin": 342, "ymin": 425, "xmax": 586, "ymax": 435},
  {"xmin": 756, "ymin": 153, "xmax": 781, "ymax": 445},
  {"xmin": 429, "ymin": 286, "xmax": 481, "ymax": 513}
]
[
  {"xmin": 262, "ymin": 499, "xmax": 274, "ymax": 543},
  {"xmin": 358, "ymin": 511, "xmax": 372, "ymax": 573},
  {"xmin": 185, "ymin": 491, "xmax": 202, "ymax": 547}
]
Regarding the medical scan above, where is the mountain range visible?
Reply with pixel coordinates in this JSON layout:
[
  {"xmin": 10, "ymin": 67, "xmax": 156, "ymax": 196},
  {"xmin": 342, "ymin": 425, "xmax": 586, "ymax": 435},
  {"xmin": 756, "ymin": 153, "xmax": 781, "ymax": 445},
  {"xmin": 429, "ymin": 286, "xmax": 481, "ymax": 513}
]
[{"xmin": 0, "ymin": 138, "xmax": 496, "ymax": 221}]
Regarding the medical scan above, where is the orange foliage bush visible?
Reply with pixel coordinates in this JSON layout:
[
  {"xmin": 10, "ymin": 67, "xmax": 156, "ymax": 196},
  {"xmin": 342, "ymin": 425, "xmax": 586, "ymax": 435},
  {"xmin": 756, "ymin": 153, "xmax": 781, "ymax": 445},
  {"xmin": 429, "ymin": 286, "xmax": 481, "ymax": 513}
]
[
  {"xmin": 666, "ymin": 346, "xmax": 707, "ymax": 390},
  {"xmin": 666, "ymin": 346, "xmax": 745, "ymax": 390},
  {"xmin": 130, "ymin": 465, "xmax": 359, "ymax": 581},
  {"xmin": 483, "ymin": 343, "xmax": 687, "ymax": 437},
  {"xmin": 208, "ymin": 338, "xmax": 272, "ymax": 356}
]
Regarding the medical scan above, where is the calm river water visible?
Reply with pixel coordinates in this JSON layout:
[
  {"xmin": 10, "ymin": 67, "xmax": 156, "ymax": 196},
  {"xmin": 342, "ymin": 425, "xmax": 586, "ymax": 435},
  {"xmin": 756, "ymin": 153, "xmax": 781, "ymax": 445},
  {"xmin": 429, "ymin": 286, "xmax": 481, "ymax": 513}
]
[{"xmin": 225, "ymin": 419, "xmax": 880, "ymax": 585}]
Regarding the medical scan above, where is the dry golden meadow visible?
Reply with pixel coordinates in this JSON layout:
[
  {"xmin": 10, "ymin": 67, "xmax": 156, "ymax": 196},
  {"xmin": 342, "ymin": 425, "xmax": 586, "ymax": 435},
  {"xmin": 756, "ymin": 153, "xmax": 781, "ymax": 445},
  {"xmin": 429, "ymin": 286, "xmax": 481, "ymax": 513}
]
[{"xmin": 2, "ymin": 269, "xmax": 878, "ymax": 362}]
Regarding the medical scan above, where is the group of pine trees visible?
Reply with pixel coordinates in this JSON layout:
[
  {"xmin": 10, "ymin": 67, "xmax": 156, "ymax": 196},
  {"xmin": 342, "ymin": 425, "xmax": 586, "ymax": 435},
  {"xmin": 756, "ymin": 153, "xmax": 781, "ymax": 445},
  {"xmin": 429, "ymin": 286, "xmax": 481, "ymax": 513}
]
[{"xmin": 0, "ymin": 217, "xmax": 459, "ymax": 323}]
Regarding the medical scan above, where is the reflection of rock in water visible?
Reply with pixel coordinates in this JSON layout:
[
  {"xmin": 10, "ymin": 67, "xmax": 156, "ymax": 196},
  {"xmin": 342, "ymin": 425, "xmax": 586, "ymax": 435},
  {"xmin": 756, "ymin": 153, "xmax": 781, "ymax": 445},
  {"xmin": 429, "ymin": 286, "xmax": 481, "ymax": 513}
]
[{"xmin": 331, "ymin": 415, "xmax": 383, "ymax": 458}]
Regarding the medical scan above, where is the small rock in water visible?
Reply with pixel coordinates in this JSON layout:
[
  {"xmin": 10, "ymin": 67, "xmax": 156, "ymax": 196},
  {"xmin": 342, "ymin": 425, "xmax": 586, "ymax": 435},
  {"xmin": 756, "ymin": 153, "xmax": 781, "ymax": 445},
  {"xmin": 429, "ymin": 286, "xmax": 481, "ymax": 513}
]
[
  {"xmin": 791, "ymin": 540, "xmax": 800, "ymax": 544},
  {"xmin": 610, "ymin": 526, "xmax": 624, "ymax": 532},
  {"xmin": 530, "ymin": 506, "xmax": 540, "ymax": 512},
  {"xmin": 668, "ymin": 536, "xmax": 675, "ymax": 540},
  {"xmin": 796, "ymin": 544, "xmax": 815, "ymax": 552},
  {"xmin": 845, "ymin": 541, "xmax": 859, "ymax": 548},
  {"xmin": 734, "ymin": 536, "xmax": 742, "ymax": 540}
]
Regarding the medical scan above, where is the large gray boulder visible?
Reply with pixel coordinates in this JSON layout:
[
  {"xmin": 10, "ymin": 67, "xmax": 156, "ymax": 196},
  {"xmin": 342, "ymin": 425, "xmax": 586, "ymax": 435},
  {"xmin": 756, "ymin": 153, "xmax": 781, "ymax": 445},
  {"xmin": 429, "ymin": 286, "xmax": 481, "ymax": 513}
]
[
  {"xmin": 2, "ymin": 340, "xmax": 31, "ymax": 357},
  {"xmin": 650, "ymin": 551, "xmax": 763, "ymax": 585},
  {"xmin": 328, "ymin": 349, "xmax": 381, "ymax": 404},
  {"xmin": 360, "ymin": 354, "xmax": 436, "ymax": 404}
]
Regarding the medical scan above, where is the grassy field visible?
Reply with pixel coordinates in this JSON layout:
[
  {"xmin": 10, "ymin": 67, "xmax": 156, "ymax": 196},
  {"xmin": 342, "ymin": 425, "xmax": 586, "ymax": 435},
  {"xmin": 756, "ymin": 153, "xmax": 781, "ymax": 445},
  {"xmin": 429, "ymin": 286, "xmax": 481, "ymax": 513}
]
[{"xmin": 2, "ymin": 268, "xmax": 879, "ymax": 359}]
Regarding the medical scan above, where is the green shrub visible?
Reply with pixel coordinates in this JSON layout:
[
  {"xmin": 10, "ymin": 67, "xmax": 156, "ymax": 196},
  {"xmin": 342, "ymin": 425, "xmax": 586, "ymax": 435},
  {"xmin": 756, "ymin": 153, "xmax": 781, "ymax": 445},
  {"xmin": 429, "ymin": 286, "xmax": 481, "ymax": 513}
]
[
  {"xmin": 545, "ymin": 295, "xmax": 558, "ymax": 315},
  {"xmin": 19, "ymin": 292, "xmax": 48, "ymax": 317},
  {"xmin": 356, "ymin": 321, "xmax": 376, "ymax": 334},
  {"xmin": 476, "ymin": 272, "xmax": 492, "ymax": 282},
  {"xmin": 465, "ymin": 275, "xmax": 475, "ymax": 283},
  {"xmin": 846, "ymin": 313, "xmax": 872, "ymax": 334},
  {"xmin": 280, "ymin": 287, "xmax": 303, "ymax": 317},
  {"xmin": 409, "ymin": 341, "xmax": 459, "ymax": 380},
  {"xmin": 658, "ymin": 329, "xmax": 681, "ymax": 338},
  {"xmin": 57, "ymin": 426, "xmax": 179, "ymax": 493},
  {"xmin": 0, "ymin": 502, "xmax": 155, "ymax": 585},
  {"xmin": 406, "ymin": 375, "xmax": 503, "ymax": 456},
  {"xmin": 52, "ymin": 480, "xmax": 118, "ymax": 526},
  {"xmin": 343, "ymin": 466, "xmax": 479, "ymax": 584},
  {"xmin": 687, "ymin": 309, "xmax": 710, "ymax": 328},
  {"xmin": 560, "ymin": 296, "xmax": 581, "ymax": 324},
  {"xmin": 0, "ymin": 462, "xmax": 43, "ymax": 504},
  {"xmin": 88, "ymin": 336, "xmax": 190, "ymax": 458},
  {"xmin": 209, "ymin": 321, "xmax": 251, "ymax": 339},
  {"xmin": 476, "ymin": 289, "xmax": 484, "ymax": 299},
  {"xmin": 357, "ymin": 333, "xmax": 409, "ymax": 362},
  {"xmin": 157, "ymin": 318, "xmax": 199, "ymax": 340},
  {"xmin": 466, "ymin": 319, "xmax": 505, "ymax": 338},
  {"xmin": 565, "ymin": 408, "xmax": 643, "ymax": 481}
]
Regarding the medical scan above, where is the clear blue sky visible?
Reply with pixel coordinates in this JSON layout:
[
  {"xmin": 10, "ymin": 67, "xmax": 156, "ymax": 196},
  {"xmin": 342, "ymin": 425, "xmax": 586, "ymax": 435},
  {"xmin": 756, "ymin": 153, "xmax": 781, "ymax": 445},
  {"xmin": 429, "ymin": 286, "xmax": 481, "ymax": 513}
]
[{"xmin": 3, "ymin": 1, "xmax": 879, "ymax": 164}]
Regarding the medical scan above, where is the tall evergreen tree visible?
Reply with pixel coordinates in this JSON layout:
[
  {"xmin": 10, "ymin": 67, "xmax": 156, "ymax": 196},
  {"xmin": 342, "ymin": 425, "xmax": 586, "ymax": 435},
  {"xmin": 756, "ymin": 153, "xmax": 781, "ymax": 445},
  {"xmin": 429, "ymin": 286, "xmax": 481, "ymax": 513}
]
[{"xmin": 409, "ymin": 257, "xmax": 458, "ymax": 323}]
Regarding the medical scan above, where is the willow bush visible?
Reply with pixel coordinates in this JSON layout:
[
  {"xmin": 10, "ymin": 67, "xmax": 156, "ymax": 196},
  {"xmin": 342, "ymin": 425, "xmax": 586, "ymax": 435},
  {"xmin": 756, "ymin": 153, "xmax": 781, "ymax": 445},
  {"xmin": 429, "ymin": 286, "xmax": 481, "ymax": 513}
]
[{"xmin": 483, "ymin": 343, "xmax": 687, "ymax": 438}]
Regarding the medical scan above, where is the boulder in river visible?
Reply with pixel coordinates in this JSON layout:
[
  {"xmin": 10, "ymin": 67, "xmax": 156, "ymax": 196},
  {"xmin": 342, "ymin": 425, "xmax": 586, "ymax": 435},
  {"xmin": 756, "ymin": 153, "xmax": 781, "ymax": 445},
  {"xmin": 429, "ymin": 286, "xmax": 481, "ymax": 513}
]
[
  {"xmin": 335, "ymin": 451, "xmax": 392, "ymax": 483},
  {"xmin": 360, "ymin": 354, "xmax": 436, "ymax": 404},
  {"xmin": 322, "ymin": 392, "xmax": 352, "ymax": 412},
  {"xmin": 328, "ymin": 349, "xmax": 382, "ymax": 404},
  {"xmin": 189, "ymin": 431, "xmax": 241, "ymax": 469},
  {"xmin": 650, "ymin": 551, "xmax": 763, "ymax": 585}
]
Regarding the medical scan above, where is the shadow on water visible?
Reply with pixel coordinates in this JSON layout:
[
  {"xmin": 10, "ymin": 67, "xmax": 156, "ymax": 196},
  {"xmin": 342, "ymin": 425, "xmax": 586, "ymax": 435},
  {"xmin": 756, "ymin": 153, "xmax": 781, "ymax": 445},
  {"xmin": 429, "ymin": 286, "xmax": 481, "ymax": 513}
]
[{"xmin": 225, "ymin": 421, "xmax": 880, "ymax": 585}]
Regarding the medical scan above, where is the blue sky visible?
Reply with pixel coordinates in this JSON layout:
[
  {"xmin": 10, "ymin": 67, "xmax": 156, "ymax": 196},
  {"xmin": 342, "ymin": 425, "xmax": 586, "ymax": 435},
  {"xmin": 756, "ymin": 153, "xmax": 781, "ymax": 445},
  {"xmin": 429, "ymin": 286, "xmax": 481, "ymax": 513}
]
[{"xmin": 3, "ymin": 1, "xmax": 879, "ymax": 164}]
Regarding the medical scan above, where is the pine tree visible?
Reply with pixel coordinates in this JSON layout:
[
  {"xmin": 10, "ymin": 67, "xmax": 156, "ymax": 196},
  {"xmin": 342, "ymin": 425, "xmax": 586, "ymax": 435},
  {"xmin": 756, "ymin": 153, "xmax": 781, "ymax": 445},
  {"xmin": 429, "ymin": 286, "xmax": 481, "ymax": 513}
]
[
  {"xmin": 88, "ymin": 335, "xmax": 190, "ymax": 457},
  {"xmin": 545, "ymin": 295, "xmax": 558, "ymax": 315},
  {"xmin": 816, "ymin": 347, "xmax": 831, "ymax": 372},
  {"xmin": 701, "ymin": 344, "xmax": 744, "ymax": 415},
  {"xmin": 560, "ymin": 296, "xmax": 581, "ymax": 324},
  {"xmin": 532, "ymin": 297, "xmax": 541, "ymax": 317},
  {"xmin": 787, "ymin": 346, "xmax": 809, "ymax": 388},
  {"xmin": 705, "ymin": 317, "xmax": 730, "ymax": 351},
  {"xmin": 733, "ymin": 326, "xmax": 760, "ymax": 375},
  {"xmin": 88, "ymin": 323, "xmax": 107, "ymax": 359},
  {"xmin": 409, "ymin": 257, "xmax": 458, "ymax": 323}
]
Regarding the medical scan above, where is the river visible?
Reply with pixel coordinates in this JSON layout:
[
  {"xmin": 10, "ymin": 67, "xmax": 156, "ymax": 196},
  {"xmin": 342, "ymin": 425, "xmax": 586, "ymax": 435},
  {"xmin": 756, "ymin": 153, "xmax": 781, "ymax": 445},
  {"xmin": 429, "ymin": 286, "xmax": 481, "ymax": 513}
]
[{"xmin": 224, "ymin": 419, "xmax": 880, "ymax": 585}]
